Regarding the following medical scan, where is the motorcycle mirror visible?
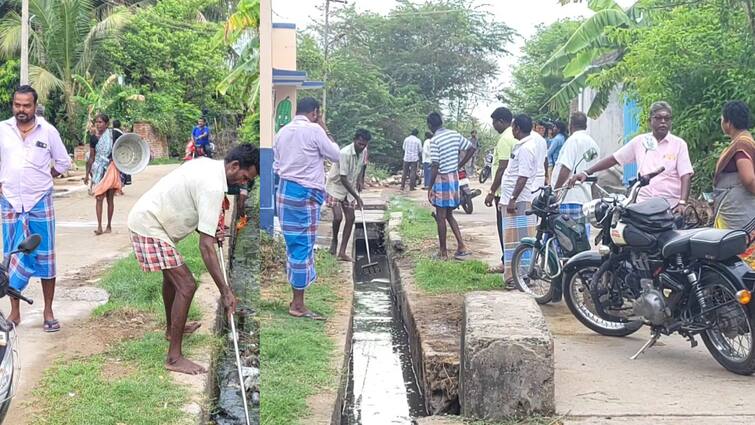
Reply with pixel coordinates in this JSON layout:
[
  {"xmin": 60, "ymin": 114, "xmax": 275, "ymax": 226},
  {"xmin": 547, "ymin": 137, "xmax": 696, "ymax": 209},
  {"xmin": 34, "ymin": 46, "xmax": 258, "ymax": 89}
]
[
  {"xmin": 583, "ymin": 148, "xmax": 598, "ymax": 162},
  {"xmin": 18, "ymin": 234, "xmax": 42, "ymax": 254}
]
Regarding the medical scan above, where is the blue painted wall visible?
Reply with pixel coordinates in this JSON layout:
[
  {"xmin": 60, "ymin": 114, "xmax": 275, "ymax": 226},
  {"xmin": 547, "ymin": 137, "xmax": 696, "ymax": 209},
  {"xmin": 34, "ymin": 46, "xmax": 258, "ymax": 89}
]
[
  {"xmin": 622, "ymin": 98, "xmax": 640, "ymax": 186},
  {"xmin": 260, "ymin": 147, "xmax": 275, "ymax": 233}
]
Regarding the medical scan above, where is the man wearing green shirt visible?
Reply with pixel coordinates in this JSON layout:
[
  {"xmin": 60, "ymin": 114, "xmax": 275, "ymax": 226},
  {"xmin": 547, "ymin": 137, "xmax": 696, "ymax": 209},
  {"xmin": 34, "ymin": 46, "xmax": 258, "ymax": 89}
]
[{"xmin": 484, "ymin": 106, "xmax": 516, "ymax": 274}]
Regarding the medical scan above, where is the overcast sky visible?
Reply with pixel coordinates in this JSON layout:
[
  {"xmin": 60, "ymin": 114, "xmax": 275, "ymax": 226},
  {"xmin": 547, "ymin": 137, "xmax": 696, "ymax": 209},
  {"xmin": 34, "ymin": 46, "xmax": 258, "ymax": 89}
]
[{"xmin": 272, "ymin": 0, "xmax": 636, "ymax": 123}]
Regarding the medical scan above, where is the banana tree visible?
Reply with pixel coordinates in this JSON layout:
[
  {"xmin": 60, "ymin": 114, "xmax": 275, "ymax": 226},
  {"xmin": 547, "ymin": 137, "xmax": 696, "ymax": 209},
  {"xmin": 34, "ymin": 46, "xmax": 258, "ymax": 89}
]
[
  {"xmin": 541, "ymin": 0, "xmax": 648, "ymax": 117},
  {"xmin": 217, "ymin": 0, "xmax": 259, "ymax": 111},
  {"xmin": 73, "ymin": 73, "xmax": 144, "ymax": 140}
]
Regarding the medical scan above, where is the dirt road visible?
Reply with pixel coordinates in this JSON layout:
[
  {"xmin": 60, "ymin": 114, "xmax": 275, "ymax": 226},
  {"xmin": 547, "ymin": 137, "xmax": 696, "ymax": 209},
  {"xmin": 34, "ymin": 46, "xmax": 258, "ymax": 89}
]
[
  {"xmin": 0, "ymin": 164, "xmax": 177, "ymax": 424},
  {"xmin": 397, "ymin": 179, "xmax": 755, "ymax": 424}
]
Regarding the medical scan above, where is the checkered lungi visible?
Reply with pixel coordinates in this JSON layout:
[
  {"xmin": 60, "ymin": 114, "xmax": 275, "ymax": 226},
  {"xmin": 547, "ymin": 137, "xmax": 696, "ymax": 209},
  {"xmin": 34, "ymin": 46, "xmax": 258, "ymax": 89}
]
[
  {"xmin": 0, "ymin": 191, "xmax": 56, "ymax": 291},
  {"xmin": 277, "ymin": 179, "xmax": 325, "ymax": 290},
  {"xmin": 501, "ymin": 201, "xmax": 537, "ymax": 281},
  {"xmin": 559, "ymin": 203, "xmax": 590, "ymax": 236},
  {"xmin": 430, "ymin": 172, "xmax": 460, "ymax": 208},
  {"xmin": 325, "ymin": 193, "xmax": 356, "ymax": 209},
  {"xmin": 130, "ymin": 232, "xmax": 184, "ymax": 272}
]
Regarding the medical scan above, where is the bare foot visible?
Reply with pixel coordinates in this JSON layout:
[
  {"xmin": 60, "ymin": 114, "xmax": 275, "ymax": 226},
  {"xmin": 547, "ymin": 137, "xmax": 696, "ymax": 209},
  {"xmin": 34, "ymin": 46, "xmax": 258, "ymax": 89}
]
[
  {"xmin": 165, "ymin": 321, "xmax": 202, "ymax": 340},
  {"xmin": 104, "ymin": 226, "xmax": 112, "ymax": 234},
  {"xmin": 165, "ymin": 356, "xmax": 206, "ymax": 375},
  {"xmin": 94, "ymin": 228, "xmax": 103, "ymax": 236},
  {"xmin": 337, "ymin": 254, "xmax": 353, "ymax": 262}
]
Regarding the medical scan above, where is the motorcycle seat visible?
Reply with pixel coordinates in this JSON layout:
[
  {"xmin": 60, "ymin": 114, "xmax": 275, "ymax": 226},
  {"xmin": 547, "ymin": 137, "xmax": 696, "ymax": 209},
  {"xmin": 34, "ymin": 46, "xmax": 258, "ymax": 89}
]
[
  {"xmin": 658, "ymin": 228, "xmax": 749, "ymax": 261},
  {"xmin": 658, "ymin": 228, "xmax": 708, "ymax": 258},
  {"xmin": 689, "ymin": 228, "xmax": 748, "ymax": 261}
]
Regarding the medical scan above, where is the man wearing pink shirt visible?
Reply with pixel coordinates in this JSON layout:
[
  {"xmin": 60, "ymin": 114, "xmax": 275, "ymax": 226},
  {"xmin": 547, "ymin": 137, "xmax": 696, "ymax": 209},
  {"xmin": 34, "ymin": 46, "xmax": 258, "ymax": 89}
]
[
  {"xmin": 274, "ymin": 97, "xmax": 341, "ymax": 320},
  {"xmin": 570, "ymin": 101, "xmax": 693, "ymax": 211},
  {"xmin": 0, "ymin": 85, "xmax": 71, "ymax": 331}
]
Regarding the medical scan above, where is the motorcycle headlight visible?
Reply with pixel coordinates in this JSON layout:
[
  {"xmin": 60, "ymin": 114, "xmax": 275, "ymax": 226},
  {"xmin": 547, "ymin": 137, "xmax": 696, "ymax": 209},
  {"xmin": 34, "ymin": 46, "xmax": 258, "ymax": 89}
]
[{"xmin": 582, "ymin": 199, "xmax": 609, "ymax": 228}]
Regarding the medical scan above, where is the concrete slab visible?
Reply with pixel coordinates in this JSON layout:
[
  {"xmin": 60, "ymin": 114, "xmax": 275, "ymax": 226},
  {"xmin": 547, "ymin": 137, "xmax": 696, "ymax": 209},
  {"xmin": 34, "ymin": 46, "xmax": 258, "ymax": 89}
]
[{"xmin": 461, "ymin": 291, "xmax": 555, "ymax": 419}]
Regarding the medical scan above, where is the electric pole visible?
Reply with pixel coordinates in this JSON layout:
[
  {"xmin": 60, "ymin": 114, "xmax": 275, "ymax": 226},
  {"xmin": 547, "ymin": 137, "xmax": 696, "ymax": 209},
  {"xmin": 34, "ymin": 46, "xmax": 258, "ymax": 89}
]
[
  {"xmin": 322, "ymin": 0, "xmax": 346, "ymax": 120},
  {"xmin": 20, "ymin": 0, "xmax": 29, "ymax": 84}
]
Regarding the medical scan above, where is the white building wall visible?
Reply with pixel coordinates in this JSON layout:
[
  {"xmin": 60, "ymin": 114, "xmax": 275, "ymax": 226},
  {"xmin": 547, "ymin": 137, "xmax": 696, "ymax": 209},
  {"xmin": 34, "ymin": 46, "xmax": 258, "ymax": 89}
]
[{"xmin": 577, "ymin": 87, "xmax": 626, "ymax": 156}]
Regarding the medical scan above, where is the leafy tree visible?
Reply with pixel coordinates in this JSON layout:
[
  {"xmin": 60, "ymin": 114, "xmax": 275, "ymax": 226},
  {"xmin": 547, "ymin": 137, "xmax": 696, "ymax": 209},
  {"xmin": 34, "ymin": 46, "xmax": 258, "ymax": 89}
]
[
  {"xmin": 0, "ymin": 0, "xmax": 131, "ymax": 144},
  {"xmin": 327, "ymin": 0, "xmax": 512, "ymax": 120},
  {"xmin": 0, "ymin": 58, "xmax": 18, "ymax": 118},
  {"xmin": 501, "ymin": 18, "xmax": 582, "ymax": 119},
  {"xmin": 296, "ymin": 0, "xmax": 512, "ymax": 171},
  {"xmin": 616, "ymin": 2, "xmax": 755, "ymax": 193},
  {"xmin": 219, "ymin": 0, "xmax": 259, "ymax": 145},
  {"xmin": 102, "ymin": 0, "xmax": 232, "ymax": 151},
  {"xmin": 73, "ymin": 73, "xmax": 144, "ymax": 139},
  {"xmin": 541, "ymin": 0, "xmax": 652, "ymax": 117}
]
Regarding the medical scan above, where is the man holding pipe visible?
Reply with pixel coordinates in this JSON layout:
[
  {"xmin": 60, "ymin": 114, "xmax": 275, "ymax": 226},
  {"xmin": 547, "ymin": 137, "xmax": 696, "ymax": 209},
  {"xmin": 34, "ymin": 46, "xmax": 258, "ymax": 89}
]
[{"xmin": 127, "ymin": 144, "xmax": 259, "ymax": 375}]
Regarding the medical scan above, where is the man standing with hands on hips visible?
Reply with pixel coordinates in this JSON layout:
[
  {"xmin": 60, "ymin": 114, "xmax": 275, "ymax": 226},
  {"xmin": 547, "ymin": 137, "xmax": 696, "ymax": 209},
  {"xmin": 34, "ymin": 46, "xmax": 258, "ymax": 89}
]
[
  {"xmin": 0, "ymin": 85, "xmax": 71, "ymax": 331},
  {"xmin": 569, "ymin": 101, "xmax": 693, "ymax": 212}
]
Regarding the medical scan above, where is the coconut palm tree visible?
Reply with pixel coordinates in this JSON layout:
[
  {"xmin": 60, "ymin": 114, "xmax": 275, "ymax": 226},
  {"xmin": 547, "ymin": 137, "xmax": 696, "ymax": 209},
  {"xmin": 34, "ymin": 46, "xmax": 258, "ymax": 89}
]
[{"xmin": 0, "ymin": 0, "xmax": 131, "ymax": 141}]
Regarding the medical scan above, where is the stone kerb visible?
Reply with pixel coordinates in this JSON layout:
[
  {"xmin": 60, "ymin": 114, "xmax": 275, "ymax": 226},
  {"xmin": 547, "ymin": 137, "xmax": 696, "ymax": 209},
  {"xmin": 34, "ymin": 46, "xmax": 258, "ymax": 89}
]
[{"xmin": 460, "ymin": 291, "xmax": 555, "ymax": 420}]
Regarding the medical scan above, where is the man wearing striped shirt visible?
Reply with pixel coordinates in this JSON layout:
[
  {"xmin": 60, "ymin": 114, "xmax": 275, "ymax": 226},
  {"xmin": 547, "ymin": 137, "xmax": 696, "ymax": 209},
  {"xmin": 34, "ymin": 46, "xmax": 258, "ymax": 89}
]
[
  {"xmin": 401, "ymin": 129, "xmax": 422, "ymax": 191},
  {"xmin": 427, "ymin": 112, "xmax": 476, "ymax": 260}
]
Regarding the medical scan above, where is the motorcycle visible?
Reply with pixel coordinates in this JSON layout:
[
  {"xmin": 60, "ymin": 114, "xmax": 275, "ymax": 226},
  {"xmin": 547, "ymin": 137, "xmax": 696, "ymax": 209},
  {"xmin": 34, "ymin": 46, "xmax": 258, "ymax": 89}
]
[
  {"xmin": 183, "ymin": 140, "xmax": 214, "ymax": 161},
  {"xmin": 457, "ymin": 169, "xmax": 481, "ymax": 214},
  {"xmin": 0, "ymin": 235, "xmax": 41, "ymax": 422},
  {"xmin": 511, "ymin": 181, "xmax": 594, "ymax": 304},
  {"xmin": 479, "ymin": 151, "xmax": 493, "ymax": 184},
  {"xmin": 562, "ymin": 167, "xmax": 755, "ymax": 374},
  {"xmin": 511, "ymin": 149, "xmax": 600, "ymax": 303}
]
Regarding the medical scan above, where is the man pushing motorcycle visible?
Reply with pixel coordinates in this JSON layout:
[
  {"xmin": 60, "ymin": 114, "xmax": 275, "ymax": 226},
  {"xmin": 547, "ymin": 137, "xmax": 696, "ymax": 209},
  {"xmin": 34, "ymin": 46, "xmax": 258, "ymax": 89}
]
[{"xmin": 569, "ymin": 101, "xmax": 694, "ymax": 212}]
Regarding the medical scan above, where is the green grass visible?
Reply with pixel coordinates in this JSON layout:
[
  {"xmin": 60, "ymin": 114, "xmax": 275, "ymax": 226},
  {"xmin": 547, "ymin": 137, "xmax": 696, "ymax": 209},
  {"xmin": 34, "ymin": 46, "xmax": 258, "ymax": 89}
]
[
  {"xmin": 33, "ymin": 233, "xmax": 213, "ymax": 424},
  {"xmin": 415, "ymin": 259, "xmax": 502, "ymax": 294},
  {"xmin": 388, "ymin": 196, "xmax": 504, "ymax": 294},
  {"xmin": 94, "ymin": 233, "xmax": 205, "ymax": 320},
  {"xmin": 150, "ymin": 157, "xmax": 182, "ymax": 165},
  {"xmin": 31, "ymin": 333, "xmax": 215, "ymax": 425},
  {"xmin": 259, "ymin": 236, "xmax": 342, "ymax": 425},
  {"xmin": 387, "ymin": 196, "xmax": 437, "ymax": 246},
  {"xmin": 366, "ymin": 163, "xmax": 391, "ymax": 181}
]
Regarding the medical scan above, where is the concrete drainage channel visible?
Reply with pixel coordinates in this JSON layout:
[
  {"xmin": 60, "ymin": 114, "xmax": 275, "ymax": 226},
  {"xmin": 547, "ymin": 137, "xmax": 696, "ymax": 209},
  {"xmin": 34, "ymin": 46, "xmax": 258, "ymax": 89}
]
[
  {"xmin": 333, "ymin": 208, "xmax": 557, "ymax": 424},
  {"xmin": 210, "ymin": 213, "xmax": 260, "ymax": 425},
  {"xmin": 339, "ymin": 216, "xmax": 427, "ymax": 424}
]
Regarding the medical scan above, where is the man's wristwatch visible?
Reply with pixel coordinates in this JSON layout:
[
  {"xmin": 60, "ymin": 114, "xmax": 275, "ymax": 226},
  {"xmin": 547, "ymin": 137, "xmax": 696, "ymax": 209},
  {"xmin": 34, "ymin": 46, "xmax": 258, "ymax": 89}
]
[{"xmin": 678, "ymin": 200, "xmax": 687, "ymax": 206}]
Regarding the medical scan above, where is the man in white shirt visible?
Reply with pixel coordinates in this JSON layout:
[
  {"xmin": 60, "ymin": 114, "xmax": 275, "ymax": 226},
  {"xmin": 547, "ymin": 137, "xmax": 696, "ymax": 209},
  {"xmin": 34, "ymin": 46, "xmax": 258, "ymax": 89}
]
[
  {"xmin": 401, "ymin": 129, "xmax": 422, "ymax": 191},
  {"xmin": 127, "ymin": 144, "xmax": 258, "ymax": 375},
  {"xmin": 551, "ymin": 112, "xmax": 600, "ymax": 205},
  {"xmin": 552, "ymin": 112, "xmax": 599, "ymax": 219},
  {"xmin": 499, "ymin": 114, "xmax": 548, "ymax": 282},
  {"xmin": 325, "ymin": 129, "xmax": 369, "ymax": 262},
  {"xmin": 422, "ymin": 131, "xmax": 433, "ymax": 189}
]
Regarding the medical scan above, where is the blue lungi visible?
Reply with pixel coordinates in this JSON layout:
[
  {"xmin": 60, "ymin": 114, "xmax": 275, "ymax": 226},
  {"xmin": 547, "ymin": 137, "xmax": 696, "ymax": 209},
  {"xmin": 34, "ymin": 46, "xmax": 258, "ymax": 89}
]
[
  {"xmin": 0, "ymin": 191, "xmax": 56, "ymax": 291},
  {"xmin": 276, "ymin": 179, "xmax": 325, "ymax": 290}
]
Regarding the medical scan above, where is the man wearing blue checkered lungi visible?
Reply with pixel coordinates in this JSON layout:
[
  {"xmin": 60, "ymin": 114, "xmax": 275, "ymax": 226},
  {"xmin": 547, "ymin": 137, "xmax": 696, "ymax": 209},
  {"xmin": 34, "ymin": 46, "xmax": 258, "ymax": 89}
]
[{"xmin": 274, "ymin": 97, "xmax": 341, "ymax": 320}]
